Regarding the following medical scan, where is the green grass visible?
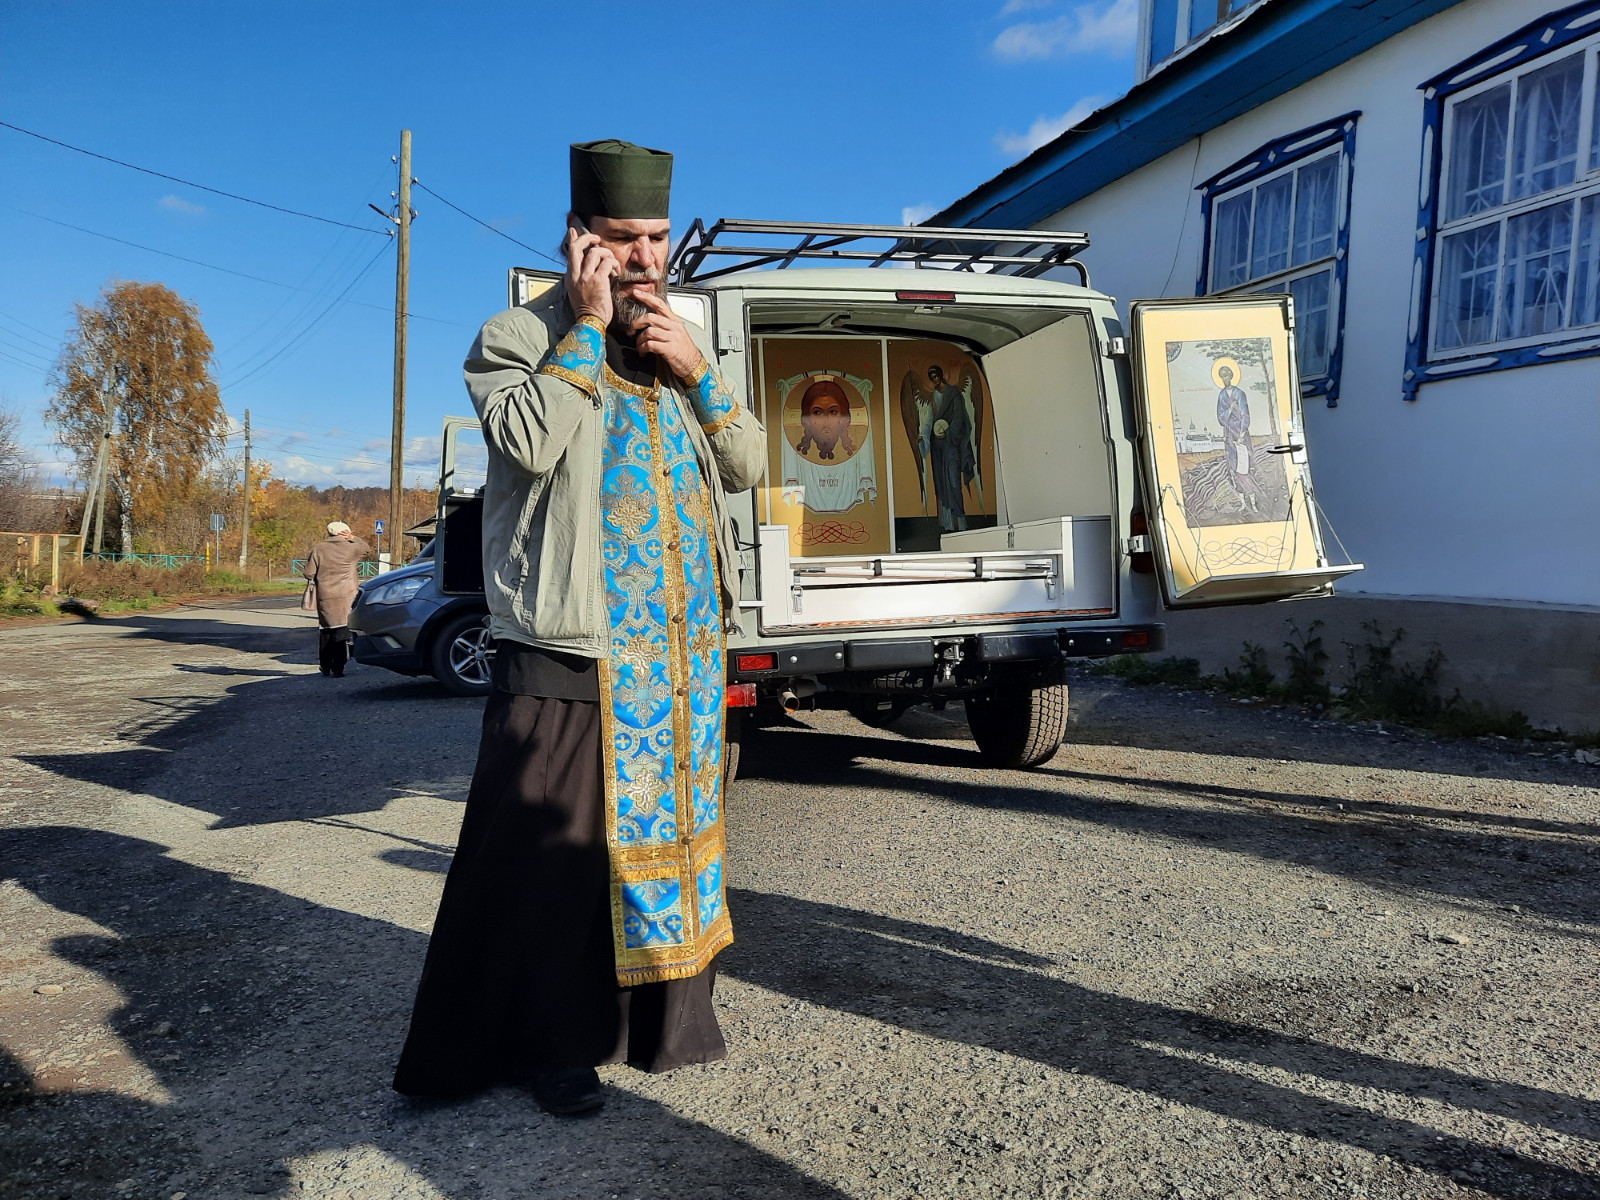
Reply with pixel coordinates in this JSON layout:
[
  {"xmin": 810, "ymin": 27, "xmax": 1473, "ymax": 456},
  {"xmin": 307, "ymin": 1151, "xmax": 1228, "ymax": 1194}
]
[
  {"xmin": 1092, "ymin": 654, "xmax": 1204, "ymax": 688},
  {"xmin": 0, "ymin": 579, "xmax": 59, "ymax": 618}
]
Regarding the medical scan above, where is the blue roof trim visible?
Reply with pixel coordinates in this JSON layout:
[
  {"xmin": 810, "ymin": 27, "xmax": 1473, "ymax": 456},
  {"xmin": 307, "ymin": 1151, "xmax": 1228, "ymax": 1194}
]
[{"xmin": 929, "ymin": 0, "xmax": 1462, "ymax": 231}]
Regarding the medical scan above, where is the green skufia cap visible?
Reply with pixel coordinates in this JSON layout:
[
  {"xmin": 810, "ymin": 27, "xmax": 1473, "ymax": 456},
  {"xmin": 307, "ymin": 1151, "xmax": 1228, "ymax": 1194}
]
[{"xmin": 570, "ymin": 139, "xmax": 673, "ymax": 220}]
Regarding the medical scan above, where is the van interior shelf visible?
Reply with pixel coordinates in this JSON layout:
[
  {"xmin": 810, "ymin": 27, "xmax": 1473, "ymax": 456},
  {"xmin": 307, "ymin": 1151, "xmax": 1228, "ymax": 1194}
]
[{"xmin": 669, "ymin": 218, "xmax": 1092, "ymax": 285}]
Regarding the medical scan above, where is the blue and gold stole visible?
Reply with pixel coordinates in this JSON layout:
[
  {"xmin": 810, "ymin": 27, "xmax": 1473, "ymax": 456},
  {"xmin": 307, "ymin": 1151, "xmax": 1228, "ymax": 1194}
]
[{"xmin": 541, "ymin": 315, "xmax": 740, "ymax": 985}]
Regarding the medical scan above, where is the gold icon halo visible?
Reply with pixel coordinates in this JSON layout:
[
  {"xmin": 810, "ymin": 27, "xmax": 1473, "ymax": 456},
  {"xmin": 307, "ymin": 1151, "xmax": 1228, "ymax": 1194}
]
[{"xmin": 1211, "ymin": 356, "xmax": 1242, "ymax": 387}]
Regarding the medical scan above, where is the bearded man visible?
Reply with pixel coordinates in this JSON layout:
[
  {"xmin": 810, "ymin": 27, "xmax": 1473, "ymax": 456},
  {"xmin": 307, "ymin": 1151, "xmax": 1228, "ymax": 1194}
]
[{"xmin": 393, "ymin": 140, "xmax": 765, "ymax": 1116}]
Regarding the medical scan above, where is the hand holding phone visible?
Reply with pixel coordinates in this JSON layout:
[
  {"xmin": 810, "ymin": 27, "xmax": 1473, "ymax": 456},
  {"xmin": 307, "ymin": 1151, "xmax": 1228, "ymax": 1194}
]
[{"xmin": 565, "ymin": 217, "xmax": 617, "ymax": 327}]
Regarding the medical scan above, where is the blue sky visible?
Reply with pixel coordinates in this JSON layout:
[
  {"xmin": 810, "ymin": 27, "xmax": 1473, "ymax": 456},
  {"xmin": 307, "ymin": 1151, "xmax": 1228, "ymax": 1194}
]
[{"xmin": 1, "ymin": 0, "xmax": 1137, "ymax": 490}]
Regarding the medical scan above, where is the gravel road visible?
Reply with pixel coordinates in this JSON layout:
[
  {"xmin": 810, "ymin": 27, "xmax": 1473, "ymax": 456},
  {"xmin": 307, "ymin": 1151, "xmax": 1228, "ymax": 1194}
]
[{"xmin": 1, "ymin": 596, "xmax": 1595, "ymax": 1200}]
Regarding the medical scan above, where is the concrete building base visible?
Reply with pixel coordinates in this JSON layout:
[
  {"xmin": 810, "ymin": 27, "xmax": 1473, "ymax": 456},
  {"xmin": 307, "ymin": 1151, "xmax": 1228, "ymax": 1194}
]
[{"xmin": 1154, "ymin": 594, "xmax": 1600, "ymax": 734}]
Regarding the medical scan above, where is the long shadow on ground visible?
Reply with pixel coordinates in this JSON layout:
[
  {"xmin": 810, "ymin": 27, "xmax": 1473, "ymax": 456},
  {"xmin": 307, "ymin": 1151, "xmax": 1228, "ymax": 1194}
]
[
  {"xmin": 721, "ymin": 887, "xmax": 1599, "ymax": 1200},
  {"xmin": 736, "ymin": 721, "xmax": 1600, "ymax": 932},
  {"xmin": 19, "ymin": 606, "xmax": 483, "ymax": 828},
  {"xmin": 0, "ymin": 826, "xmax": 853, "ymax": 1200}
]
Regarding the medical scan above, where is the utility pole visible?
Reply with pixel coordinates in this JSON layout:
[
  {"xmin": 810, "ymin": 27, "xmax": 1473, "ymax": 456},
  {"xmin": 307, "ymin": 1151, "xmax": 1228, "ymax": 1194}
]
[
  {"xmin": 388, "ymin": 129, "xmax": 412, "ymax": 573},
  {"xmin": 80, "ymin": 376, "xmax": 116, "ymax": 559},
  {"xmin": 77, "ymin": 422, "xmax": 110, "ymax": 561},
  {"xmin": 238, "ymin": 409, "xmax": 252, "ymax": 571}
]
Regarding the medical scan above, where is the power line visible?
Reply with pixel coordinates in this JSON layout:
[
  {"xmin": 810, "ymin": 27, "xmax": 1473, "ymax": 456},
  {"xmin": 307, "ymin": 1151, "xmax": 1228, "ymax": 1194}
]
[
  {"xmin": 0, "ymin": 311, "xmax": 61, "ymax": 350},
  {"xmin": 0, "ymin": 205, "xmax": 470, "ymax": 328},
  {"xmin": 223, "ymin": 239, "xmax": 394, "ymax": 391},
  {"xmin": 412, "ymin": 180, "xmax": 565, "ymax": 268},
  {"xmin": 218, "ymin": 166, "xmax": 391, "ymax": 363},
  {"xmin": 0, "ymin": 348, "xmax": 48, "ymax": 373},
  {"xmin": 0, "ymin": 121, "xmax": 390, "ymax": 236},
  {"xmin": 0, "ymin": 330, "xmax": 53, "ymax": 367},
  {"xmin": 3, "ymin": 204, "xmax": 319, "ymax": 288},
  {"xmin": 219, "ymin": 227, "xmax": 380, "ymax": 379}
]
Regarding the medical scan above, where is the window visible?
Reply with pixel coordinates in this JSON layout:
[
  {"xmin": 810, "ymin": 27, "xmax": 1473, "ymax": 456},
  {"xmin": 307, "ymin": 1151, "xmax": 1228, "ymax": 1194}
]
[
  {"xmin": 1144, "ymin": 0, "xmax": 1254, "ymax": 78},
  {"xmin": 1406, "ymin": 6, "xmax": 1600, "ymax": 399},
  {"xmin": 1433, "ymin": 44, "xmax": 1598, "ymax": 353},
  {"xmin": 1197, "ymin": 115, "xmax": 1358, "ymax": 403}
]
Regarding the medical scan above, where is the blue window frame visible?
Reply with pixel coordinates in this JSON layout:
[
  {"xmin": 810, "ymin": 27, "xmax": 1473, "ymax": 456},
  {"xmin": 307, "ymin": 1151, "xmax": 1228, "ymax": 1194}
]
[
  {"xmin": 1404, "ymin": 2, "xmax": 1600, "ymax": 400},
  {"xmin": 1196, "ymin": 113, "xmax": 1359, "ymax": 407}
]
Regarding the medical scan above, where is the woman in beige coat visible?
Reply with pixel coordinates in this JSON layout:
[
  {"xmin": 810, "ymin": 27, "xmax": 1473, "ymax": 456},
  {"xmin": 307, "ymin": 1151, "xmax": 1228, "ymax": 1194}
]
[{"xmin": 301, "ymin": 521, "xmax": 372, "ymax": 677}]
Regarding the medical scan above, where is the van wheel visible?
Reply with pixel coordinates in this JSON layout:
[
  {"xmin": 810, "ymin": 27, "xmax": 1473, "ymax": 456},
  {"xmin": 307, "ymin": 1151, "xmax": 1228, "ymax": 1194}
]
[
  {"xmin": 845, "ymin": 694, "xmax": 913, "ymax": 728},
  {"xmin": 965, "ymin": 681, "xmax": 1069, "ymax": 769},
  {"xmin": 431, "ymin": 612, "xmax": 494, "ymax": 696}
]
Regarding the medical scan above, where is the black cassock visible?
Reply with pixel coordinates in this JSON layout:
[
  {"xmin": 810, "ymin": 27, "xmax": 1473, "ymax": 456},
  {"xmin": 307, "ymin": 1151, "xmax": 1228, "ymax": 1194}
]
[{"xmin": 392, "ymin": 645, "xmax": 724, "ymax": 1097}]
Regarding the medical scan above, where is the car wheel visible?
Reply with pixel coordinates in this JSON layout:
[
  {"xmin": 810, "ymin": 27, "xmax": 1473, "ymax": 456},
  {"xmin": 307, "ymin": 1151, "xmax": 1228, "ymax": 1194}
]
[
  {"xmin": 430, "ymin": 612, "xmax": 494, "ymax": 696},
  {"xmin": 964, "ymin": 680, "xmax": 1069, "ymax": 769}
]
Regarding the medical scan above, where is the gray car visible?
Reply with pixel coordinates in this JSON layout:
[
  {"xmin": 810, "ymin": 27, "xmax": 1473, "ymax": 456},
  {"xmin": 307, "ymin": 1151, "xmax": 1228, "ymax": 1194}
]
[{"xmin": 348, "ymin": 540, "xmax": 494, "ymax": 695}]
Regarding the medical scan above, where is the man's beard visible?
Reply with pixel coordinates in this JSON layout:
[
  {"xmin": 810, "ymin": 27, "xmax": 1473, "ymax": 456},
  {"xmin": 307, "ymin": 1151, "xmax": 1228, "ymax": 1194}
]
[{"xmin": 611, "ymin": 268, "xmax": 665, "ymax": 333}]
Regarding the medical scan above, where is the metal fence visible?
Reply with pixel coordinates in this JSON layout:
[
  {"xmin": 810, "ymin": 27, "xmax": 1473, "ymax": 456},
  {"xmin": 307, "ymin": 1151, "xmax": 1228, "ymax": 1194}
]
[
  {"xmin": 84, "ymin": 551, "xmax": 202, "ymax": 569},
  {"xmin": 291, "ymin": 558, "xmax": 381, "ymax": 579}
]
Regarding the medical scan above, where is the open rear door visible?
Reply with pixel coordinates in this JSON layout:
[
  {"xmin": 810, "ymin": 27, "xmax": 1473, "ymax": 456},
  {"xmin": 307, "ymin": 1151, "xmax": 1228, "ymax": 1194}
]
[
  {"xmin": 437, "ymin": 416, "xmax": 486, "ymax": 595},
  {"xmin": 1127, "ymin": 295, "xmax": 1360, "ymax": 608}
]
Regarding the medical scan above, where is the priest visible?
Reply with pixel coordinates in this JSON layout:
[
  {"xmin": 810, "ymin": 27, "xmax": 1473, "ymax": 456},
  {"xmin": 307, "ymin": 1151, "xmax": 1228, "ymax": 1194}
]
[{"xmin": 393, "ymin": 140, "xmax": 765, "ymax": 1116}]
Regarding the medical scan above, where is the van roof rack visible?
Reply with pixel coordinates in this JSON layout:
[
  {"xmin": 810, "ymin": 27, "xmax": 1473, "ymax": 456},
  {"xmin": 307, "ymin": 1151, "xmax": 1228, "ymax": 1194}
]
[{"xmin": 669, "ymin": 218, "xmax": 1091, "ymax": 286}]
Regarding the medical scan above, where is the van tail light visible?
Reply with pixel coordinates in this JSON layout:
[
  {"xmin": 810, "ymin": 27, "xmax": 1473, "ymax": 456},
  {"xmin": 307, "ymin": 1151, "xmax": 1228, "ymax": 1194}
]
[
  {"xmin": 735, "ymin": 652, "xmax": 776, "ymax": 673},
  {"xmin": 1128, "ymin": 511, "xmax": 1156, "ymax": 575},
  {"xmin": 1121, "ymin": 631, "xmax": 1150, "ymax": 648},
  {"xmin": 726, "ymin": 683, "xmax": 758, "ymax": 708},
  {"xmin": 895, "ymin": 291, "xmax": 956, "ymax": 303}
]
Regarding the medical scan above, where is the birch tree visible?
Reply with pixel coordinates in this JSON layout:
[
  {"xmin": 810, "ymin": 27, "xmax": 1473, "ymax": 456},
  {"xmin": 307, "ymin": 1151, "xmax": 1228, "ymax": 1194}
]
[{"xmin": 47, "ymin": 281, "xmax": 225, "ymax": 552}]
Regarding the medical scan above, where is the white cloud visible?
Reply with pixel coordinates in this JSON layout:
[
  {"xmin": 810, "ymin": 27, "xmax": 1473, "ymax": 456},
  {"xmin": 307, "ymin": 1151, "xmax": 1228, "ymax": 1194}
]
[
  {"xmin": 158, "ymin": 194, "xmax": 206, "ymax": 216},
  {"xmin": 901, "ymin": 203, "xmax": 939, "ymax": 227},
  {"xmin": 268, "ymin": 432, "xmax": 446, "ymax": 489},
  {"xmin": 274, "ymin": 454, "xmax": 368, "ymax": 488},
  {"xmin": 993, "ymin": 0, "xmax": 1137, "ymax": 60},
  {"xmin": 994, "ymin": 94, "xmax": 1110, "ymax": 158},
  {"xmin": 998, "ymin": 0, "xmax": 1054, "ymax": 14}
]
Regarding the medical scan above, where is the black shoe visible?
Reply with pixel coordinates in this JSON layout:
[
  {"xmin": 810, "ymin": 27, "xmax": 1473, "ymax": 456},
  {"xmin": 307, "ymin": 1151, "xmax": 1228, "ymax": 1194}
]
[
  {"xmin": 331, "ymin": 670, "xmax": 344, "ymax": 678},
  {"xmin": 319, "ymin": 667, "xmax": 330, "ymax": 676},
  {"xmin": 529, "ymin": 1067, "xmax": 603, "ymax": 1116}
]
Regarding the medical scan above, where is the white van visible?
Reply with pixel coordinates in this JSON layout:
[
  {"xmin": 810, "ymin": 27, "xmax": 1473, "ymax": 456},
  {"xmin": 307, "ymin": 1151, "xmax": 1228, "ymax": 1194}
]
[{"xmin": 437, "ymin": 220, "xmax": 1359, "ymax": 769}]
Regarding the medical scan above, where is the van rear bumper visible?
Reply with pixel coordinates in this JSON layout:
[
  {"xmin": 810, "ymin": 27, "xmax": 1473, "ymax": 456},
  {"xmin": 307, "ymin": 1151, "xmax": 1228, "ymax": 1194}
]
[{"xmin": 729, "ymin": 623, "xmax": 1165, "ymax": 682}]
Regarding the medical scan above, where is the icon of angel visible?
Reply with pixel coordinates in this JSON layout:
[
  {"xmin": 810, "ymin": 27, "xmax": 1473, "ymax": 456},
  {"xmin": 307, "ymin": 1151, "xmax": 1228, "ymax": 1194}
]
[{"xmin": 898, "ymin": 360, "xmax": 984, "ymax": 532}]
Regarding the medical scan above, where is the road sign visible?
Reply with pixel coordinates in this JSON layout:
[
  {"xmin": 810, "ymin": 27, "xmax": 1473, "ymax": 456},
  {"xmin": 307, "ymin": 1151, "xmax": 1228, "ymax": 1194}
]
[
  {"xmin": 210, "ymin": 513, "xmax": 225, "ymax": 532},
  {"xmin": 375, "ymin": 519, "xmax": 385, "ymax": 534}
]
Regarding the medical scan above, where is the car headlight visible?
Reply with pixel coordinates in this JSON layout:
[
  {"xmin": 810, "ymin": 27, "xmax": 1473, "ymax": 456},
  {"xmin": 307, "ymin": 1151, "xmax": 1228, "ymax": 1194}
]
[{"xmin": 367, "ymin": 574, "xmax": 428, "ymax": 606}]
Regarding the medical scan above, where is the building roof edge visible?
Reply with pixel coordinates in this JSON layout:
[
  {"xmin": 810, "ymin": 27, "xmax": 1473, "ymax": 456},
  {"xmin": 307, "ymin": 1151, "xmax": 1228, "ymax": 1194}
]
[{"xmin": 928, "ymin": 0, "xmax": 1465, "ymax": 230}]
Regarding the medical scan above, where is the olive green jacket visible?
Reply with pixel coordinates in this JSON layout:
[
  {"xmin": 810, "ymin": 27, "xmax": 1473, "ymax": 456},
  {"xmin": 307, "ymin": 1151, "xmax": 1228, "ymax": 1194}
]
[{"xmin": 464, "ymin": 284, "xmax": 765, "ymax": 657}]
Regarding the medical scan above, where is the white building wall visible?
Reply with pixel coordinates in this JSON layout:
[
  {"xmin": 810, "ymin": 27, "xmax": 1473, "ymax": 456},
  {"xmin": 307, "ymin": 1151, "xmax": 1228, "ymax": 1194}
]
[{"xmin": 1038, "ymin": 0, "xmax": 1600, "ymax": 609}]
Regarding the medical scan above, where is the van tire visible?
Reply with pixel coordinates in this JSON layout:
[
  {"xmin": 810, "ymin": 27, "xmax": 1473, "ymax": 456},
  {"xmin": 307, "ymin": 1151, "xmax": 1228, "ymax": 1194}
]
[
  {"xmin": 965, "ymin": 681, "xmax": 1069, "ymax": 769},
  {"xmin": 430, "ymin": 611, "xmax": 494, "ymax": 697}
]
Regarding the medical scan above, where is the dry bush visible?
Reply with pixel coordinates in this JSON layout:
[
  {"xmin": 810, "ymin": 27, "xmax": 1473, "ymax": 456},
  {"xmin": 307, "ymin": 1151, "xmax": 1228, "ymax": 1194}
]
[{"xmin": 55, "ymin": 559, "xmax": 285, "ymax": 604}]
